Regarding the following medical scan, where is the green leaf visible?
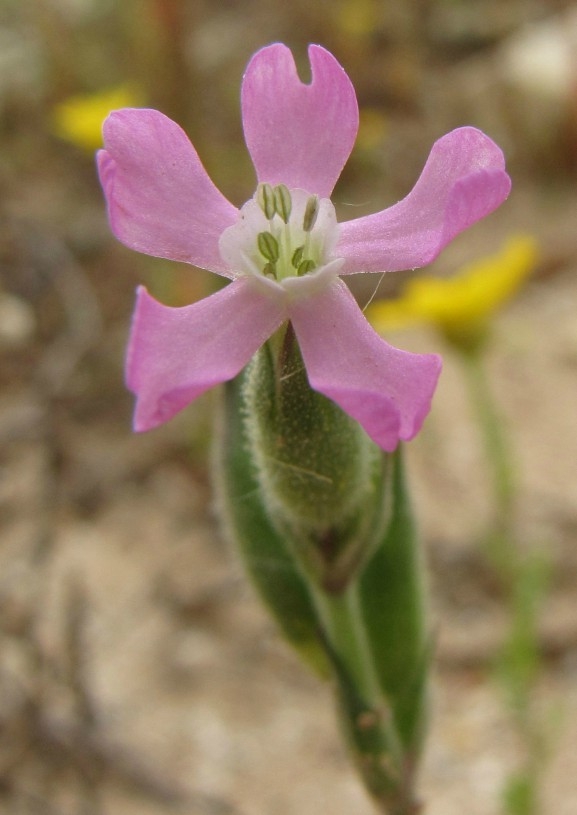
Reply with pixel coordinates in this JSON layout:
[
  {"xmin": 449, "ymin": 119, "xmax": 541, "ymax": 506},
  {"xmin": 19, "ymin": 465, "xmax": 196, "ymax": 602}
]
[
  {"xmin": 213, "ymin": 373, "xmax": 329, "ymax": 676},
  {"xmin": 358, "ymin": 447, "xmax": 429, "ymax": 757}
]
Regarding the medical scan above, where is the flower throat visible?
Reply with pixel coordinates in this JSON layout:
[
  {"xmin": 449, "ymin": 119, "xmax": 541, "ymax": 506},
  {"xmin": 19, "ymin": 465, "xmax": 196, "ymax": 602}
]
[{"xmin": 255, "ymin": 183, "xmax": 322, "ymax": 281}]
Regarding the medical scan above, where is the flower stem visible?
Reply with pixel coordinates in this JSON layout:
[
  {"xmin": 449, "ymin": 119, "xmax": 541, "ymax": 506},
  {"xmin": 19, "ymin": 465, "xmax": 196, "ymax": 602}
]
[
  {"xmin": 313, "ymin": 581, "xmax": 390, "ymax": 721},
  {"xmin": 310, "ymin": 579, "xmax": 419, "ymax": 814}
]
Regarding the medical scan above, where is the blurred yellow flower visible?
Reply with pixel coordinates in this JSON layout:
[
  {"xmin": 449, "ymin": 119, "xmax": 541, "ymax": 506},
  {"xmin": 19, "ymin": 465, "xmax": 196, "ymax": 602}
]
[
  {"xmin": 357, "ymin": 107, "xmax": 388, "ymax": 152},
  {"xmin": 367, "ymin": 235, "xmax": 538, "ymax": 347},
  {"xmin": 336, "ymin": 0, "xmax": 378, "ymax": 38},
  {"xmin": 52, "ymin": 84, "xmax": 142, "ymax": 151}
]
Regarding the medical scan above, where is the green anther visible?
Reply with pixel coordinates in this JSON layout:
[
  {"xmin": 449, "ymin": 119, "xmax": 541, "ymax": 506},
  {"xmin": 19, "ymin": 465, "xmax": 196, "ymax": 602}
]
[
  {"xmin": 274, "ymin": 184, "xmax": 292, "ymax": 223},
  {"xmin": 298, "ymin": 259, "xmax": 316, "ymax": 276},
  {"xmin": 291, "ymin": 246, "xmax": 305, "ymax": 268},
  {"xmin": 257, "ymin": 183, "xmax": 276, "ymax": 220},
  {"xmin": 262, "ymin": 262, "xmax": 276, "ymax": 278},
  {"xmin": 303, "ymin": 195, "xmax": 319, "ymax": 232},
  {"xmin": 257, "ymin": 231, "xmax": 280, "ymax": 263}
]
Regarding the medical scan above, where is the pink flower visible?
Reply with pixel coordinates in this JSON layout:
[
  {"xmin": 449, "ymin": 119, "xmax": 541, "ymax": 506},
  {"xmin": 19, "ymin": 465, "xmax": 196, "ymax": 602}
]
[{"xmin": 97, "ymin": 43, "xmax": 511, "ymax": 451}]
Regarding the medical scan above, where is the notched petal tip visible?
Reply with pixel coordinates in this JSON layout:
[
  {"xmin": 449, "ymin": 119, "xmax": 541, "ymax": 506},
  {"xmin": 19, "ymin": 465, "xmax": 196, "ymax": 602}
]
[{"xmin": 242, "ymin": 42, "xmax": 359, "ymax": 198}]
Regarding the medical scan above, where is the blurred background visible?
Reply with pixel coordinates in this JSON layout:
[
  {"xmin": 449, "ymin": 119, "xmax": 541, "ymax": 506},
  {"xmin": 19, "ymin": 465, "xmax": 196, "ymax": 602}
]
[{"xmin": 1, "ymin": 1, "xmax": 576, "ymax": 814}]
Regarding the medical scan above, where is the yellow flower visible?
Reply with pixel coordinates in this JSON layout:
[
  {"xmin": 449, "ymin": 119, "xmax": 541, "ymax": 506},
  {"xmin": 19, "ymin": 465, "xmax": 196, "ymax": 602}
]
[
  {"xmin": 52, "ymin": 84, "xmax": 142, "ymax": 151},
  {"xmin": 336, "ymin": 0, "xmax": 378, "ymax": 38},
  {"xmin": 357, "ymin": 107, "xmax": 388, "ymax": 152},
  {"xmin": 367, "ymin": 235, "xmax": 538, "ymax": 348}
]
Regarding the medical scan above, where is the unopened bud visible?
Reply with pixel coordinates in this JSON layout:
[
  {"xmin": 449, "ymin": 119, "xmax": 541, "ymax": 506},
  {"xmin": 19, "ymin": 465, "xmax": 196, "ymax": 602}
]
[{"xmin": 242, "ymin": 335, "xmax": 381, "ymax": 557}]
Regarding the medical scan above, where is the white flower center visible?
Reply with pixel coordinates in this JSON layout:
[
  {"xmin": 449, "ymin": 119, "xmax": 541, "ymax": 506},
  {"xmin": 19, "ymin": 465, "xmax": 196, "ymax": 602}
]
[{"xmin": 219, "ymin": 184, "xmax": 344, "ymax": 296}]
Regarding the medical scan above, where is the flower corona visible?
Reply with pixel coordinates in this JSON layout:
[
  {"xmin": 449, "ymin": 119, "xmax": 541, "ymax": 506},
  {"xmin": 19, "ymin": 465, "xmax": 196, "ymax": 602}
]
[{"xmin": 219, "ymin": 184, "xmax": 344, "ymax": 298}]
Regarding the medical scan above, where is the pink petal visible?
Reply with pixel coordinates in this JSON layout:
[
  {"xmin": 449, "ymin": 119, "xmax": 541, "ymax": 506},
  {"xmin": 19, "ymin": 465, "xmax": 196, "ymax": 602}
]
[
  {"xmin": 98, "ymin": 109, "xmax": 238, "ymax": 275},
  {"xmin": 241, "ymin": 44, "xmax": 359, "ymax": 198},
  {"xmin": 127, "ymin": 279, "xmax": 287, "ymax": 430},
  {"xmin": 337, "ymin": 127, "xmax": 512, "ymax": 274},
  {"xmin": 289, "ymin": 280, "xmax": 442, "ymax": 451}
]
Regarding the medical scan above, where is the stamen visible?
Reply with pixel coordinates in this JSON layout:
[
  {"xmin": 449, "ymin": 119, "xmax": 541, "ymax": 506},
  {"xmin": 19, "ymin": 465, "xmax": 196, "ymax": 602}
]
[
  {"xmin": 273, "ymin": 184, "xmax": 292, "ymax": 224},
  {"xmin": 257, "ymin": 232, "xmax": 280, "ymax": 263},
  {"xmin": 291, "ymin": 246, "xmax": 305, "ymax": 268},
  {"xmin": 303, "ymin": 195, "xmax": 319, "ymax": 232},
  {"xmin": 297, "ymin": 259, "xmax": 316, "ymax": 276},
  {"xmin": 229, "ymin": 187, "xmax": 336, "ymax": 286},
  {"xmin": 257, "ymin": 183, "xmax": 276, "ymax": 221}
]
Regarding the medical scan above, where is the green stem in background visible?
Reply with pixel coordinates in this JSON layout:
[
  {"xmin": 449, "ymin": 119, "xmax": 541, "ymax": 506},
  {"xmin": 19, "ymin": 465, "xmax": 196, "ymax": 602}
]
[
  {"xmin": 457, "ymin": 344, "xmax": 550, "ymax": 815},
  {"xmin": 498, "ymin": 552, "xmax": 550, "ymax": 815},
  {"xmin": 459, "ymin": 345, "xmax": 516, "ymax": 562}
]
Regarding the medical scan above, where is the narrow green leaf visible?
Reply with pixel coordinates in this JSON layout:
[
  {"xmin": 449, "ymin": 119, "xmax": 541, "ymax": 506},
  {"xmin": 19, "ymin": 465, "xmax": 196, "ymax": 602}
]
[
  {"xmin": 213, "ymin": 373, "xmax": 329, "ymax": 676},
  {"xmin": 358, "ymin": 447, "xmax": 429, "ymax": 757}
]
